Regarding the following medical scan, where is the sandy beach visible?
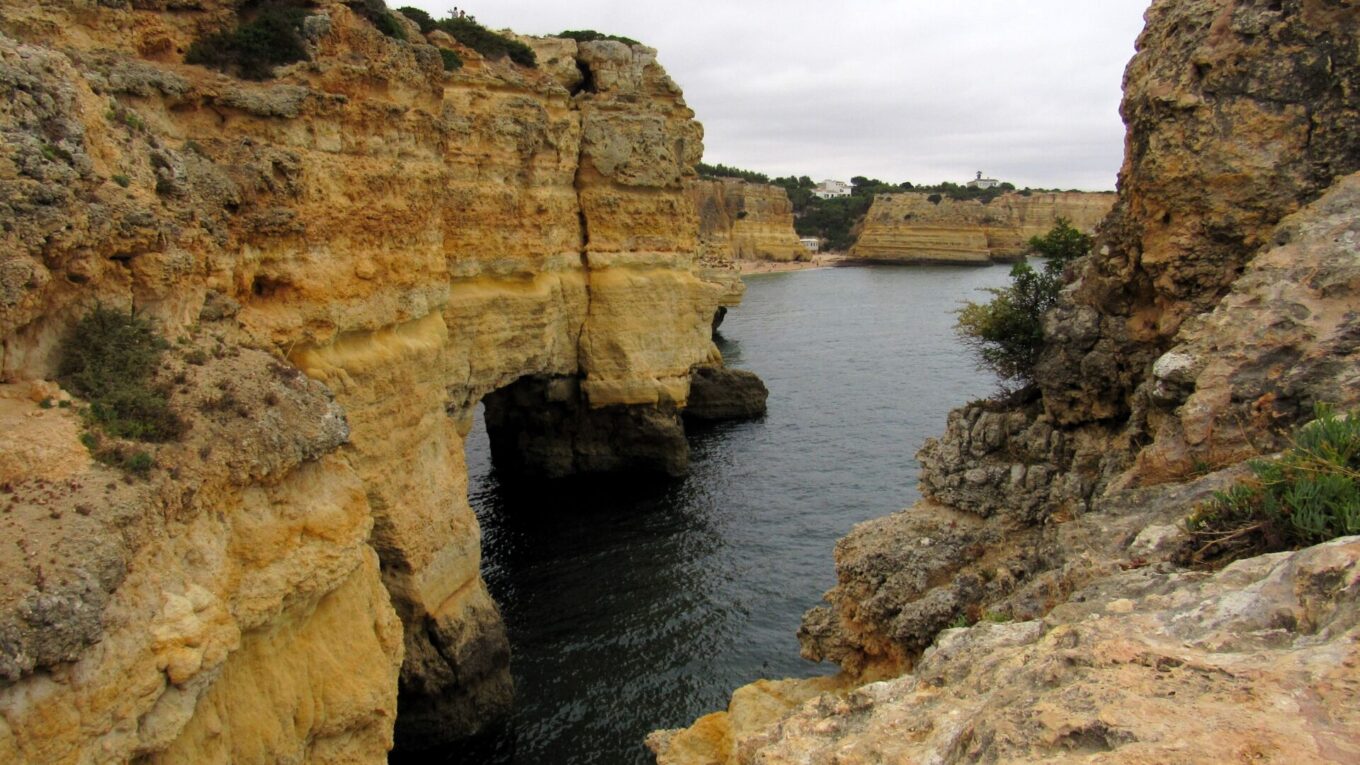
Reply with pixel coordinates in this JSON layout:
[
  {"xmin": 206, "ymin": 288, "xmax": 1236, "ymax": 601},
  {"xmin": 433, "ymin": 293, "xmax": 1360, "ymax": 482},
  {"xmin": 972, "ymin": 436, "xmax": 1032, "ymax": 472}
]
[{"xmin": 738, "ymin": 253, "xmax": 847, "ymax": 275}]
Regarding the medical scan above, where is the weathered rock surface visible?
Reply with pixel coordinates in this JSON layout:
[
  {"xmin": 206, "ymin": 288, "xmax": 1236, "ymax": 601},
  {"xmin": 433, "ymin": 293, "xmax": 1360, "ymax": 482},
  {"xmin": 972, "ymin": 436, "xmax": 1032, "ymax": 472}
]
[
  {"xmin": 1132, "ymin": 171, "xmax": 1360, "ymax": 483},
  {"xmin": 672, "ymin": 537, "xmax": 1360, "ymax": 764},
  {"xmin": 690, "ymin": 178, "xmax": 807, "ymax": 264},
  {"xmin": 0, "ymin": 0, "xmax": 762, "ymax": 760},
  {"xmin": 850, "ymin": 191, "xmax": 1114, "ymax": 264},
  {"xmin": 1038, "ymin": 0, "xmax": 1360, "ymax": 426},
  {"xmin": 0, "ymin": 348, "xmax": 403, "ymax": 765},
  {"xmin": 684, "ymin": 365, "xmax": 769, "ymax": 422}
]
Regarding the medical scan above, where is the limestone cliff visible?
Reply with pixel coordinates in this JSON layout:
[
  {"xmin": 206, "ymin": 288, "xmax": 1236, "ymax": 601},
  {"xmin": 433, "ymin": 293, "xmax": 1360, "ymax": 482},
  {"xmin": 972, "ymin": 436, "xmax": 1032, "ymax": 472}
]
[
  {"xmin": 849, "ymin": 191, "xmax": 1115, "ymax": 264},
  {"xmin": 689, "ymin": 178, "xmax": 807, "ymax": 265},
  {"xmin": 0, "ymin": 0, "xmax": 754, "ymax": 760},
  {"xmin": 651, "ymin": 1, "xmax": 1360, "ymax": 761}
]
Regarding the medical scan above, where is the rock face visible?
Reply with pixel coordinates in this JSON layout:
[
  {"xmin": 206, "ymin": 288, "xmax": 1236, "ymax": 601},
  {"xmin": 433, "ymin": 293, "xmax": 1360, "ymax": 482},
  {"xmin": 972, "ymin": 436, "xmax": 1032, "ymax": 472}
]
[
  {"xmin": 690, "ymin": 178, "xmax": 807, "ymax": 264},
  {"xmin": 1038, "ymin": 0, "xmax": 1360, "ymax": 425},
  {"xmin": 652, "ymin": 0, "xmax": 1360, "ymax": 762},
  {"xmin": 675, "ymin": 538, "xmax": 1360, "ymax": 764},
  {"xmin": 850, "ymin": 191, "xmax": 1115, "ymax": 264},
  {"xmin": 683, "ymin": 366, "xmax": 769, "ymax": 422},
  {"xmin": 0, "ymin": 1, "xmax": 760, "ymax": 760}
]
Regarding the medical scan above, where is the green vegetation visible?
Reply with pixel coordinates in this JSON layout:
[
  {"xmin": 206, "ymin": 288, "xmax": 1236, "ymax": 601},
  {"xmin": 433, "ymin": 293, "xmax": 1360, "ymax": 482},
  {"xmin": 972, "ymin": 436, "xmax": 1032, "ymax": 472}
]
[
  {"xmin": 439, "ymin": 47, "xmax": 463, "ymax": 71},
  {"xmin": 397, "ymin": 6, "xmax": 437, "ymax": 33},
  {"xmin": 697, "ymin": 162, "xmax": 770, "ymax": 184},
  {"xmin": 185, "ymin": 1, "xmax": 312, "ymax": 81},
  {"xmin": 112, "ymin": 174, "xmax": 131, "ymax": 188},
  {"xmin": 955, "ymin": 218, "xmax": 1092, "ymax": 391},
  {"xmin": 1183, "ymin": 406, "xmax": 1360, "ymax": 566},
  {"xmin": 766, "ymin": 175, "xmax": 868, "ymax": 250},
  {"xmin": 437, "ymin": 16, "xmax": 536, "ymax": 66},
  {"xmin": 346, "ymin": 0, "xmax": 406, "ymax": 39},
  {"xmin": 558, "ymin": 29, "xmax": 641, "ymax": 47},
  {"xmin": 58, "ymin": 306, "xmax": 180, "ymax": 442},
  {"xmin": 41, "ymin": 143, "xmax": 74, "ymax": 164},
  {"xmin": 947, "ymin": 613, "xmax": 972, "ymax": 629}
]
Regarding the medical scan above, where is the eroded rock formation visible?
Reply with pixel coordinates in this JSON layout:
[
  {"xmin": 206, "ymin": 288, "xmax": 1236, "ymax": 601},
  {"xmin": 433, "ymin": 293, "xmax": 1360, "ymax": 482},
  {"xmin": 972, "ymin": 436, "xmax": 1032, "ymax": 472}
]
[
  {"xmin": 689, "ymin": 178, "xmax": 807, "ymax": 264},
  {"xmin": 0, "ymin": 0, "xmax": 760, "ymax": 760},
  {"xmin": 849, "ymin": 191, "xmax": 1115, "ymax": 264},
  {"xmin": 652, "ymin": 0, "xmax": 1360, "ymax": 761}
]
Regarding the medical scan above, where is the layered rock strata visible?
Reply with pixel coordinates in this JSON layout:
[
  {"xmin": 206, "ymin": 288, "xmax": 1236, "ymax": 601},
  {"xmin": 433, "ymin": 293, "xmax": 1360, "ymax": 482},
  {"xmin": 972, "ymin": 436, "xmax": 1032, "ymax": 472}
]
[
  {"xmin": 652, "ymin": 0, "xmax": 1360, "ymax": 761},
  {"xmin": 690, "ymin": 178, "xmax": 807, "ymax": 264},
  {"xmin": 849, "ymin": 191, "xmax": 1115, "ymax": 264},
  {"xmin": 0, "ymin": 1, "xmax": 759, "ymax": 759}
]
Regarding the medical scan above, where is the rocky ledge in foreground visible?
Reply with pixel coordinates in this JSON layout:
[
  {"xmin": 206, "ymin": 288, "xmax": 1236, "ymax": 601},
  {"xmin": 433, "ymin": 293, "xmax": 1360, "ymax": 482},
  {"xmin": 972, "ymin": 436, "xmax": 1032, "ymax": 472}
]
[{"xmin": 654, "ymin": 536, "xmax": 1360, "ymax": 763}]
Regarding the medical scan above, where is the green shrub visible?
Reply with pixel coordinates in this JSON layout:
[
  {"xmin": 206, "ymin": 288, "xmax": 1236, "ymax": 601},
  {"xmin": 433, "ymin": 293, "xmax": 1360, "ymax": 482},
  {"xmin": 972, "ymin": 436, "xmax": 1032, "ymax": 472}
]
[
  {"xmin": 112, "ymin": 174, "xmax": 131, "ymax": 188},
  {"xmin": 346, "ymin": 0, "xmax": 405, "ymax": 39},
  {"xmin": 185, "ymin": 2, "xmax": 311, "ymax": 81},
  {"xmin": 1182, "ymin": 406, "xmax": 1360, "ymax": 565},
  {"xmin": 926, "ymin": 193, "xmax": 942, "ymax": 204},
  {"xmin": 436, "ymin": 16, "xmax": 536, "ymax": 67},
  {"xmin": 438, "ymin": 47, "xmax": 463, "ymax": 71},
  {"xmin": 558, "ymin": 29, "xmax": 641, "ymax": 47},
  {"xmin": 58, "ymin": 306, "xmax": 181, "ymax": 441},
  {"xmin": 397, "ymin": 6, "xmax": 437, "ymax": 33},
  {"xmin": 955, "ymin": 218, "xmax": 1091, "ymax": 391}
]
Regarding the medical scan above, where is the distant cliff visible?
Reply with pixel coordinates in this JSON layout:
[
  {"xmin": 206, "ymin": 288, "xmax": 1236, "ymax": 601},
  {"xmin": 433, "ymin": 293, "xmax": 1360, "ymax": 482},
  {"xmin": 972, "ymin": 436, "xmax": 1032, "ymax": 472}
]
[
  {"xmin": 849, "ymin": 191, "xmax": 1115, "ymax": 263},
  {"xmin": 690, "ymin": 178, "xmax": 807, "ymax": 263}
]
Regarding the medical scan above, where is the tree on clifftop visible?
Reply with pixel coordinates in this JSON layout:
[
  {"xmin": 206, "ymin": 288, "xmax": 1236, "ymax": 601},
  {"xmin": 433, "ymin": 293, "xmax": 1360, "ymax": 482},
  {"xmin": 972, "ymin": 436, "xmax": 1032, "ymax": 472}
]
[{"xmin": 955, "ymin": 218, "xmax": 1092, "ymax": 392}]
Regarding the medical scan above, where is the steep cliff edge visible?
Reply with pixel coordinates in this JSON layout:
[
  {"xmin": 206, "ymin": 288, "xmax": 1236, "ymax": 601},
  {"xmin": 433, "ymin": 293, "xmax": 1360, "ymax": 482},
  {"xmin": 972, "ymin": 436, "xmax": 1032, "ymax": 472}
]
[
  {"xmin": 652, "ymin": 1, "xmax": 1360, "ymax": 761},
  {"xmin": 849, "ymin": 191, "xmax": 1115, "ymax": 264},
  {"xmin": 0, "ymin": 0, "xmax": 756, "ymax": 760},
  {"xmin": 690, "ymin": 178, "xmax": 807, "ymax": 264}
]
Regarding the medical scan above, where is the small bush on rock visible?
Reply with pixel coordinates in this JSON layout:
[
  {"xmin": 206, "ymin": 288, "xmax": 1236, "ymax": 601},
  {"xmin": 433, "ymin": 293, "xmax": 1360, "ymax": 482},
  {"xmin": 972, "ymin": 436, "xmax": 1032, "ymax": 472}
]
[
  {"xmin": 955, "ymin": 218, "xmax": 1091, "ymax": 392},
  {"xmin": 558, "ymin": 29, "xmax": 641, "ymax": 47},
  {"xmin": 439, "ymin": 48, "xmax": 463, "ymax": 71},
  {"xmin": 1182, "ymin": 406, "xmax": 1360, "ymax": 565},
  {"xmin": 397, "ymin": 6, "xmax": 437, "ymax": 33},
  {"xmin": 346, "ymin": 0, "xmax": 405, "ymax": 40},
  {"xmin": 437, "ymin": 16, "xmax": 536, "ymax": 67},
  {"xmin": 185, "ymin": 2, "xmax": 312, "ymax": 80},
  {"xmin": 58, "ymin": 306, "xmax": 180, "ymax": 442}
]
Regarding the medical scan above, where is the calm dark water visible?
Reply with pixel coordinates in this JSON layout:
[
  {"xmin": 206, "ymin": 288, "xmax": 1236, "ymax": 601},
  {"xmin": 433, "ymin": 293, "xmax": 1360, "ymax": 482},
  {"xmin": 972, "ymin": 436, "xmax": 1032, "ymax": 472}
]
[{"xmin": 458, "ymin": 264, "xmax": 1013, "ymax": 764}]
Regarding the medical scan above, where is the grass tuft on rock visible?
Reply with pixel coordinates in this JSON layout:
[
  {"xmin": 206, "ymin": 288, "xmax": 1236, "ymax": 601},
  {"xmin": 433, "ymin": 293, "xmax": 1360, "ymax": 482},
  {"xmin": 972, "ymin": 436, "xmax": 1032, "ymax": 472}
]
[
  {"xmin": 1181, "ymin": 406, "xmax": 1360, "ymax": 566},
  {"xmin": 58, "ymin": 306, "xmax": 181, "ymax": 442}
]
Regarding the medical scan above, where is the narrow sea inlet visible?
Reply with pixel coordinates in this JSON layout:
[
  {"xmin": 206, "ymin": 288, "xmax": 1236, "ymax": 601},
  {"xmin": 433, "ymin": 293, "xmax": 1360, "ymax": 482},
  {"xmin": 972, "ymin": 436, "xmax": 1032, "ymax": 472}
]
[{"xmin": 462, "ymin": 264, "xmax": 1015, "ymax": 764}]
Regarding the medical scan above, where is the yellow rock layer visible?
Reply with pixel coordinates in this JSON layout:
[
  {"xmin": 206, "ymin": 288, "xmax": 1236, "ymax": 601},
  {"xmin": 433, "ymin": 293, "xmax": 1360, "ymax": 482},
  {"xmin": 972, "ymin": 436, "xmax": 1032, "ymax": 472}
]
[
  {"xmin": 851, "ymin": 191, "xmax": 1115, "ymax": 263},
  {"xmin": 0, "ymin": 0, "xmax": 734, "ymax": 759}
]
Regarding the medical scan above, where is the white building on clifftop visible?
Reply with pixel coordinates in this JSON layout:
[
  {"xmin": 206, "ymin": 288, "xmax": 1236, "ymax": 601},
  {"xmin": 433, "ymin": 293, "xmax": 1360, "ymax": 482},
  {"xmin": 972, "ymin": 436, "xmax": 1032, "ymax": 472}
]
[
  {"xmin": 966, "ymin": 171, "xmax": 1000, "ymax": 189},
  {"xmin": 813, "ymin": 179, "xmax": 852, "ymax": 199}
]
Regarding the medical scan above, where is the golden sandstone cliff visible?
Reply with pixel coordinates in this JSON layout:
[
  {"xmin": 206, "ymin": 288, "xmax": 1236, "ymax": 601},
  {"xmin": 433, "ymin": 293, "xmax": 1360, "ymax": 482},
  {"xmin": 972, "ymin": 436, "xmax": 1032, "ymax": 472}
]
[
  {"xmin": 0, "ymin": 1, "xmax": 758, "ymax": 760},
  {"xmin": 689, "ymin": 179, "xmax": 806, "ymax": 265},
  {"xmin": 850, "ymin": 191, "xmax": 1115, "ymax": 264},
  {"xmin": 651, "ymin": 0, "xmax": 1360, "ymax": 762}
]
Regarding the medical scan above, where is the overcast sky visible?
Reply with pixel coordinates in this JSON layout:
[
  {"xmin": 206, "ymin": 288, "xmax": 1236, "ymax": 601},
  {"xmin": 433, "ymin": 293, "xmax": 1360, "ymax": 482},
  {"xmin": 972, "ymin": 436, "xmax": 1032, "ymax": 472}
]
[{"xmin": 404, "ymin": 1, "xmax": 1153, "ymax": 190}]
